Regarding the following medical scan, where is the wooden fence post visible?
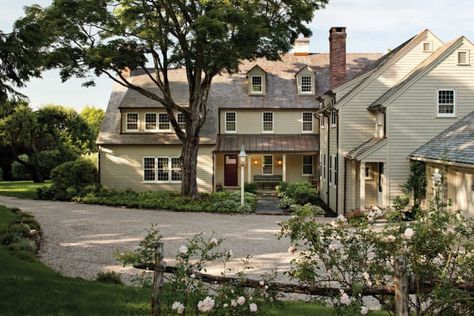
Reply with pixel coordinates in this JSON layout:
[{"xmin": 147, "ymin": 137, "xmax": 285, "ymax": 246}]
[
  {"xmin": 394, "ymin": 256, "xmax": 409, "ymax": 316},
  {"xmin": 151, "ymin": 242, "xmax": 165, "ymax": 316}
]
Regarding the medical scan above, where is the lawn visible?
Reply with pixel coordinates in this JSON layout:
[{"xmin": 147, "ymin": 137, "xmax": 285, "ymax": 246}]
[{"xmin": 0, "ymin": 180, "xmax": 50, "ymax": 199}]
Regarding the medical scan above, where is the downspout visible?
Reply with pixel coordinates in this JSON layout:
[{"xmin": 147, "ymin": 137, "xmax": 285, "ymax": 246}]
[
  {"xmin": 325, "ymin": 112, "xmax": 330, "ymax": 206},
  {"xmin": 335, "ymin": 110, "xmax": 339, "ymax": 213},
  {"xmin": 343, "ymin": 158, "xmax": 347, "ymax": 216}
]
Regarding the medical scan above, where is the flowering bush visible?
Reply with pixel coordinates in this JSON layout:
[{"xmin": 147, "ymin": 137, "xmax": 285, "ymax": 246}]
[
  {"xmin": 280, "ymin": 176, "xmax": 474, "ymax": 315},
  {"xmin": 116, "ymin": 228, "xmax": 277, "ymax": 315}
]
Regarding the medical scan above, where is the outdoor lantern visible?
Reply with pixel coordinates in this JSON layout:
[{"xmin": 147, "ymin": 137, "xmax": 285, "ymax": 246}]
[
  {"xmin": 253, "ymin": 158, "xmax": 259, "ymax": 166},
  {"xmin": 238, "ymin": 145, "xmax": 248, "ymax": 206},
  {"xmin": 277, "ymin": 158, "xmax": 283, "ymax": 166}
]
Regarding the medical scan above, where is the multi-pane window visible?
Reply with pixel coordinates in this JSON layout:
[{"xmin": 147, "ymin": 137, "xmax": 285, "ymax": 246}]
[
  {"xmin": 177, "ymin": 113, "xmax": 186, "ymax": 130},
  {"xmin": 251, "ymin": 76, "xmax": 263, "ymax": 93},
  {"xmin": 302, "ymin": 112, "xmax": 313, "ymax": 132},
  {"xmin": 262, "ymin": 112, "xmax": 273, "ymax": 132},
  {"xmin": 437, "ymin": 90, "xmax": 455, "ymax": 116},
  {"xmin": 157, "ymin": 158, "xmax": 169, "ymax": 181},
  {"xmin": 171, "ymin": 158, "xmax": 182, "ymax": 181},
  {"xmin": 329, "ymin": 154, "xmax": 333, "ymax": 185},
  {"xmin": 458, "ymin": 50, "xmax": 470, "ymax": 65},
  {"xmin": 262, "ymin": 155, "xmax": 273, "ymax": 175},
  {"xmin": 126, "ymin": 113, "xmax": 139, "ymax": 131},
  {"xmin": 143, "ymin": 158, "xmax": 156, "ymax": 181},
  {"xmin": 331, "ymin": 112, "xmax": 337, "ymax": 127},
  {"xmin": 300, "ymin": 76, "xmax": 312, "ymax": 93},
  {"xmin": 320, "ymin": 114, "xmax": 325, "ymax": 129},
  {"xmin": 145, "ymin": 113, "xmax": 157, "ymax": 131},
  {"xmin": 225, "ymin": 112, "xmax": 236, "ymax": 132},
  {"xmin": 302, "ymin": 155, "xmax": 313, "ymax": 176},
  {"xmin": 158, "ymin": 113, "xmax": 171, "ymax": 130}
]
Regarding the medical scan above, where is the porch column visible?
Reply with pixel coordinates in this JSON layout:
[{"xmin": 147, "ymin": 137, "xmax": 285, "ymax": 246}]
[
  {"xmin": 247, "ymin": 156, "xmax": 252, "ymax": 183},
  {"xmin": 282, "ymin": 154, "xmax": 287, "ymax": 182},
  {"xmin": 360, "ymin": 161, "xmax": 366, "ymax": 210}
]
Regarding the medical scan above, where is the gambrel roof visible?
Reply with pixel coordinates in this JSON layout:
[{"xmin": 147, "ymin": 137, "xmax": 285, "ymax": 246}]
[{"xmin": 410, "ymin": 111, "xmax": 474, "ymax": 165}]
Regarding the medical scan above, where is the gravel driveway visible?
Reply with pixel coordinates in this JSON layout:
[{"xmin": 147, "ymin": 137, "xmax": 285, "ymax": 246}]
[{"xmin": 0, "ymin": 196, "xmax": 332, "ymax": 282}]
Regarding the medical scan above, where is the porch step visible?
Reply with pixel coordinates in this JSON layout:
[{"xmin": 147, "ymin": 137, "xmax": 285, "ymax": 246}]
[{"xmin": 255, "ymin": 196, "xmax": 288, "ymax": 215}]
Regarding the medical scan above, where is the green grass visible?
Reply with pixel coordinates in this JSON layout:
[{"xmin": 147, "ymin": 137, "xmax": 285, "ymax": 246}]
[{"xmin": 0, "ymin": 181, "xmax": 50, "ymax": 199}]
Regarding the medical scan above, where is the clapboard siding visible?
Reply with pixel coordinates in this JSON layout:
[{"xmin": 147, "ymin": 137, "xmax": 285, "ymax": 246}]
[
  {"xmin": 387, "ymin": 38, "xmax": 474, "ymax": 200},
  {"xmin": 100, "ymin": 145, "xmax": 214, "ymax": 192}
]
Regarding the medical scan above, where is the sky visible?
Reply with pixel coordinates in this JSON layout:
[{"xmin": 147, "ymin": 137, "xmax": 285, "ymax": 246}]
[{"xmin": 1, "ymin": 0, "xmax": 474, "ymax": 111}]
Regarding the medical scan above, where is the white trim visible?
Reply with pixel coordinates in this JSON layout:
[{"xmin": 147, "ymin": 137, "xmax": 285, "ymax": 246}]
[
  {"xmin": 262, "ymin": 112, "xmax": 274, "ymax": 133},
  {"xmin": 457, "ymin": 49, "xmax": 470, "ymax": 65},
  {"xmin": 250, "ymin": 75, "xmax": 264, "ymax": 95},
  {"xmin": 319, "ymin": 114, "xmax": 325, "ymax": 129},
  {"xmin": 422, "ymin": 41, "xmax": 433, "ymax": 53},
  {"xmin": 176, "ymin": 112, "xmax": 186, "ymax": 131},
  {"xmin": 436, "ymin": 89, "xmax": 456, "ymax": 118},
  {"xmin": 125, "ymin": 112, "xmax": 139, "ymax": 132},
  {"xmin": 302, "ymin": 155, "xmax": 313, "ymax": 176},
  {"xmin": 143, "ymin": 157, "xmax": 156, "ymax": 182},
  {"xmin": 224, "ymin": 111, "xmax": 237, "ymax": 133},
  {"xmin": 330, "ymin": 112, "xmax": 337, "ymax": 128},
  {"xmin": 143, "ymin": 156, "xmax": 182, "ymax": 184},
  {"xmin": 298, "ymin": 75, "xmax": 314, "ymax": 95},
  {"xmin": 302, "ymin": 112, "xmax": 314, "ymax": 133},
  {"xmin": 144, "ymin": 112, "xmax": 158, "ymax": 132},
  {"xmin": 158, "ymin": 113, "xmax": 173, "ymax": 132},
  {"xmin": 262, "ymin": 155, "xmax": 274, "ymax": 175}
]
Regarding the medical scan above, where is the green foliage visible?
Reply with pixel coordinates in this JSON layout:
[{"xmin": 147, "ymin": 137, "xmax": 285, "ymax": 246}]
[
  {"xmin": 289, "ymin": 203, "xmax": 325, "ymax": 217},
  {"xmin": 402, "ymin": 161, "xmax": 427, "ymax": 208},
  {"xmin": 44, "ymin": 158, "xmax": 98, "ymax": 200},
  {"xmin": 282, "ymin": 182, "xmax": 320, "ymax": 205},
  {"xmin": 278, "ymin": 196, "xmax": 296, "ymax": 209},
  {"xmin": 244, "ymin": 182, "xmax": 257, "ymax": 194},
  {"xmin": 74, "ymin": 190, "xmax": 256, "ymax": 214},
  {"xmin": 80, "ymin": 106, "xmax": 105, "ymax": 143},
  {"xmin": 96, "ymin": 271, "xmax": 123, "ymax": 285}
]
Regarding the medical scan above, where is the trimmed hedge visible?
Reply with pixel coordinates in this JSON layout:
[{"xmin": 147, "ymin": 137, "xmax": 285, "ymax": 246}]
[{"xmin": 73, "ymin": 189, "xmax": 256, "ymax": 214}]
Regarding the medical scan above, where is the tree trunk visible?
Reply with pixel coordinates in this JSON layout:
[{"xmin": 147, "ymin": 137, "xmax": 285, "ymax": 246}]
[
  {"xmin": 181, "ymin": 134, "xmax": 200, "ymax": 198},
  {"xmin": 29, "ymin": 164, "xmax": 44, "ymax": 183}
]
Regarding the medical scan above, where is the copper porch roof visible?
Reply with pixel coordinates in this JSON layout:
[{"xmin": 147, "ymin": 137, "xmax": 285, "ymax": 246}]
[{"xmin": 215, "ymin": 134, "xmax": 319, "ymax": 153}]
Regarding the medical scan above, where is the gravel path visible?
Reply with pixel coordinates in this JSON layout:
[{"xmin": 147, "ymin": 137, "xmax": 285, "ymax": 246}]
[{"xmin": 0, "ymin": 196, "xmax": 332, "ymax": 282}]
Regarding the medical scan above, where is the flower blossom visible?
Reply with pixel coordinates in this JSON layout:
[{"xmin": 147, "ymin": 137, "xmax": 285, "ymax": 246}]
[
  {"xmin": 404, "ymin": 228, "xmax": 415, "ymax": 240},
  {"xmin": 249, "ymin": 303, "xmax": 258, "ymax": 313},
  {"xmin": 210, "ymin": 237, "xmax": 219, "ymax": 245},
  {"xmin": 259, "ymin": 280, "xmax": 265, "ymax": 286},
  {"xmin": 339, "ymin": 290, "xmax": 351, "ymax": 305},
  {"xmin": 197, "ymin": 296, "xmax": 215, "ymax": 313},
  {"xmin": 172, "ymin": 302, "xmax": 185, "ymax": 314},
  {"xmin": 386, "ymin": 235, "xmax": 396, "ymax": 242},
  {"xmin": 361, "ymin": 306, "xmax": 369, "ymax": 314},
  {"xmin": 179, "ymin": 245, "xmax": 188, "ymax": 254},
  {"xmin": 231, "ymin": 299, "xmax": 237, "ymax": 307},
  {"xmin": 288, "ymin": 245, "xmax": 297, "ymax": 255},
  {"xmin": 237, "ymin": 296, "xmax": 246, "ymax": 305}
]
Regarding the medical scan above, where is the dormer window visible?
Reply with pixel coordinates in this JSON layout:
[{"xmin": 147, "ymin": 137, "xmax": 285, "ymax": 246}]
[
  {"xmin": 296, "ymin": 65, "xmax": 315, "ymax": 95},
  {"xmin": 126, "ymin": 113, "xmax": 139, "ymax": 131},
  {"xmin": 330, "ymin": 111, "xmax": 337, "ymax": 127},
  {"xmin": 457, "ymin": 50, "xmax": 470, "ymax": 65},
  {"xmin": 247, "ymin": 65, "xmax": 266, "ymax": 95},
  {"xmin": 251, "ymin": 76, "xmax": 263, "ymax": 93}
]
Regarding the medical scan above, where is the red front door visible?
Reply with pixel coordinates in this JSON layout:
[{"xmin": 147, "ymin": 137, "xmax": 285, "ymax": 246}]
[{"xmin": 224, "ymin": 155, "xmax": 238, "ymax": 187}]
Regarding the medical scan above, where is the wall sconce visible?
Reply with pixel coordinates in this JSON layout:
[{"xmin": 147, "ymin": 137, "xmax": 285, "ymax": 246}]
[
  {"xmin": 277, "ymin": 159, "xmax": 283, "ymax": 166},
  {"xmin": 252, "ymin": 158, "xmax": 259, "ymax": 166}
]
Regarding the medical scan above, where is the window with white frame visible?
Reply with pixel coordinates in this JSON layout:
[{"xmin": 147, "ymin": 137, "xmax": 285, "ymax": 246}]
[
  {"xmin": 334, "ymin": 155, "xmax": 338, "ymax": 186},
  {"xmin": 319, "ymin": 114, "xmax": 325, "ymax": 129},
  {"xmin": 302, "ymin": 155, "xmax": 313, "ymax": 176},
  {"xmin": 300, "ymin": 75, "xmax": 313, "ymax": 93},
  {"xmin": 177, "ymin": 113, "xmax": 186, "ymax": 130},
  {"xmin": 330, "ymin": 111, "xmax": 337, "ymax": 127},
  {"xmin": 225, "ymin": 112, "xmax": 236, "ymax": 132},
  {"xmin": 262, "ymin": 112, "xmax": 273, "ymax": 132},
  {"xmin": 171, "ymin": 157, "xmax": 182, "ymax": 181},
  {"xmin": 251, "ymin": 76, "xmax": 263, "ymax": 94},
  {"xmin": 157, "ymin": 157, "xmax": 170, "ymax": 181},
  {"xmin": 457, "ymin": 50, "xmax": 470, "ymax": 65},
  {"xmin": 262, "ymin": 155, "xmax": 273, "ymax": 175},
  {"xmin": 329, "ymin": 154, "xmax": 333, "ymax": 185},
  {"xmin": 145, "ymin": 113, "xmax": 157, "ymax": 131},
  {"xmin": 143, "ymin": 157, "xmax": 156, "ymax": 182},
  {"xmin": 158, "ymin": 113, "xmax": 171, "ymax": 130},
  {"xmin": 422, "ymin": 42, "xmax": 432, "ymax": 52},
  {"xmin": 437, "ymin": 90, "xmax": 455, "ymax": 116},
  {"xmin": 302, "ymin": 112, "xmax": 313, "ymax": 132},
  {"xmin": 126, "ymin": 113, "xmax": 139, "ymax": 131}
]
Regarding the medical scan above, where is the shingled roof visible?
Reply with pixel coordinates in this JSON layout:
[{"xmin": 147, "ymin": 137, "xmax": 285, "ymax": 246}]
[
  {"xmin": 346, "ymin": 137, "xmax": 386, "ymax": 160},
  {"xmin": 410, "ymin": 111, "xmax": 474, "ymax": 165},
  {"xmin": 98, "ymin": 52, "xmax": 381, "ymax": 146}
]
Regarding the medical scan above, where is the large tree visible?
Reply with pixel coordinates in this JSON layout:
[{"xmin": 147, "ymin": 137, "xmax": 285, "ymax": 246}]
[{"xmin": 21, "ymin": 0, "xmax": 328, "ymax": 197}]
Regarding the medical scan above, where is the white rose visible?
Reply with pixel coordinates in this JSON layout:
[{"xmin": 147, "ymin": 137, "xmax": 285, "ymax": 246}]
[
  {"xmin": 404, "ymin": 228, "xmax": 415, "ymax": 240},
  {"xmin": 197, "ymin": 296, "xmax": 215, "ymax": 313},
  {"xmin": 172, "ymin": 302, "xmax": 181, "ymax": 310},
  {"xmin": 179, "ymin": 245, "xmax": 188, "ymax": 254},
  {"xmin": 223, "ymin": 303, "xmax": 228, "ymax": 308},
  {"xmin": 249, "ymin": 303, "xmax": 258, "ymax": 313},
  {"xmin": 177, "ymin": 304, "xmax": 185, "ymax": 314},
  {"xmin": 190, "ymin": 273, "xmax": 196, "ymax": 279},
  {"xmin": 363, "ymin": 272, "xmax": 370, "ymax": 281},
  {"xmin": 361, "ymin": 306, "xmax": 369, "ymax": 314},
  {"xmin": 264, "ymin": 285, "xmax": 269, "ymax": 290},
  {"xmin": 231, "ymin": 299, "xmax": 237, "ymax": 307},
  {"xmin": 340, "ymin": 292, "xmax": 351, "ymax": 305},
  {"xmin": 237, "ymin": 296, "xmax": 246, "ymax": 305},
  {"xmin": 210, "ymin": 237, "xmax": 219, "ymax": 245},
  {"xmin": 259, "ymin": 280, "xmax": 265, "ymax": 286},
  {"xmin": 387, "ymin": 235, "xmax": 396, "ymax": 242}
]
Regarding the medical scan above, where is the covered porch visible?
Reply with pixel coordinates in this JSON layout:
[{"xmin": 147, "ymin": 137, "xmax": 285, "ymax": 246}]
[{"xmin": 214, "ymin": 134, "xmax": 319, "ymax": 190}]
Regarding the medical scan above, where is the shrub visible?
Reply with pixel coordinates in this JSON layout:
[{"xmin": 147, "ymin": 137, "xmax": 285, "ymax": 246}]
[
  {"xmin": 0, "ymin": 223, "xmax": 31, "ymax": 246},
  {"xmin": 283, "ymin": 182, "xmax": 319, "ymax": 205},
  {"xmin": 96, "ymin": 271, "xmax": 123, "ymax": 285},
  {"xmin": 276, "ymin": 181, "xmax": 288, "ymax": 197},
  {"xmin": 43, "ymin": 158, "xmax": 98, "ymax": 200},
  {"xmin": 278, "ymin": 196, "xmax": 296, "ymax": 209},
  {"xmin": 289, "ymin": 203, "xmax": 325, "ymax": 216},
  {"xmin": 12, "ymin": 157, "xmax": 31, "ymax": 180},
  {"xmin": 0, "ymin": 168, "xmax": 3, "ymax": 181},
  {"xmin": 244, "ymin": 182, "xmax": 257, "ymax": 194}
]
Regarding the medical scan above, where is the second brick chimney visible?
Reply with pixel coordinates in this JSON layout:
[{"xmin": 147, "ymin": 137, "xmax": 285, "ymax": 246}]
[{"xmin": 329, "ymin": 27, "xmax": 347, "ymax": 89}]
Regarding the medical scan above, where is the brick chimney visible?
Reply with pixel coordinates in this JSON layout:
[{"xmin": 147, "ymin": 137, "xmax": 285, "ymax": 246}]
[
  {"xmin": 293, "ymin": 37, "xmax": 310, "ymax": 56},
  {"xmin": 329, "ymin": 27, "xmax": 347, "ymax": 89}
]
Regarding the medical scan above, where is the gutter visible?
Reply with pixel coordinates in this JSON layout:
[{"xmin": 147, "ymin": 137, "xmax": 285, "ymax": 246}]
[
  {"xmin": 335, "ymin": 110, "xmax": 339, "ymax": 213},
  {"xmin": 409, "ymin": 156, "xmax": 474, "ymax": 169}
]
